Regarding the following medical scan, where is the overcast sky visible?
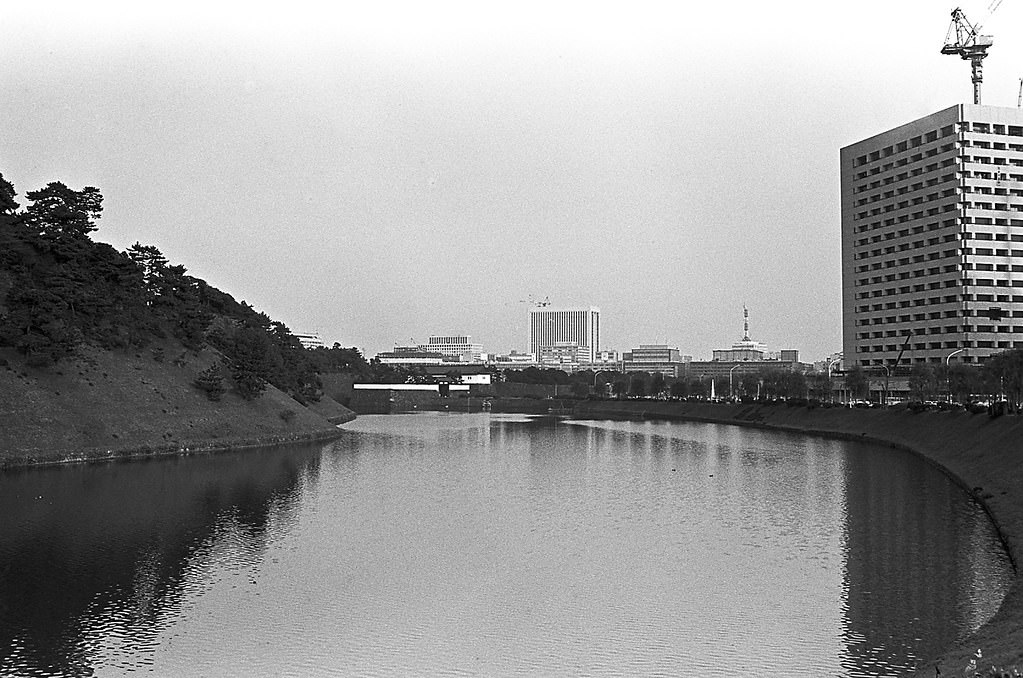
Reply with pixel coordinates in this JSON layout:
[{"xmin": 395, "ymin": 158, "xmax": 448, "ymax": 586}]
[{"xmin": 4, "ymin": 1, "xmax": 1023, "ymax": 361}]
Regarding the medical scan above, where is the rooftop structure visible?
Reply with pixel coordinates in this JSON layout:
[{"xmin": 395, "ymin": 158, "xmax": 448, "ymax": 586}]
[{"xmin": 712, "ymin": 307, "xmax": 768, "ymax": 361}]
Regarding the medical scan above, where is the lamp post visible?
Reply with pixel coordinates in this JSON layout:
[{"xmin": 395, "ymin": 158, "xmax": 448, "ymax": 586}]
[
  {"xmin": 879, "ymin": 364, "xmax": 890, "ymax": 408},
  {"xmin": 729, "ymin": 364, "xmax": 741, "ymax": 400},
  {"xmin": 593, "ymin": 369, "xmax": 615, "ymax": 398},
  {"xmin": 945, "ymin": 348, "xmax": 965, "ymax": 403},
  {"xmin": 827, "ymin": 356, "xmax": 842, "ymax": 403}
]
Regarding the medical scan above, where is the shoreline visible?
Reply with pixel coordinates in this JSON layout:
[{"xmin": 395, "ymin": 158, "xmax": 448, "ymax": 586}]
[
  {"xmin": 0, "ymin": 425, "xmax": 350, "ymax": 471},
  {"xmin": 573, "ymin": 399, "xmax": 1023, "ymax": 675}
]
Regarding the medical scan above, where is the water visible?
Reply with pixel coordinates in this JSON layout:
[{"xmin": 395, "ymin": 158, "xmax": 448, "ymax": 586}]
[{"xmin": 0, "ymin": 413, "xmax": 1012, "ymax": 677}]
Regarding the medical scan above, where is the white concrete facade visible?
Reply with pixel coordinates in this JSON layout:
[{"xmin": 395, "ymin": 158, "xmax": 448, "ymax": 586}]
[
  {"xmin": 841, "ymin": 104, "xmax": 1023, "ymax": 367},
  {"xmin": 529, "ymin": 307, "xmax": 600, "ymax": 364}
]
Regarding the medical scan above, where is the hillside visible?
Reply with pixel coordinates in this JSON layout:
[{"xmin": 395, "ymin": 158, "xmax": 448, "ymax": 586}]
[
  {"xmin": 0, "ymin": 342, "xmax": 354, "ymax": 467},
  {"xmin": 0, "ymin": 173, "xmax": 357, "ymax": 466}
]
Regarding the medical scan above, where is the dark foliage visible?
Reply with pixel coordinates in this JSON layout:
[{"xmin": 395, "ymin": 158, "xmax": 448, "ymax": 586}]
[
  {"xmin": 0, "ymin": 172, "xmax": 321, "ymax": 401},
  {"xmin": 194, "ymin": 363, "xmax": 226, "ymax": 401},
  {"xmin": 306, "ymin": 343, "xmax": 422, "ymax": 384}
]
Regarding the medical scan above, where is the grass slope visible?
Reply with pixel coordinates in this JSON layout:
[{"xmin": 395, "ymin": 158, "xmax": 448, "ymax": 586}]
[{"xmin": 0, "ymin": 342, "xmax": 353, "ymax": 467}]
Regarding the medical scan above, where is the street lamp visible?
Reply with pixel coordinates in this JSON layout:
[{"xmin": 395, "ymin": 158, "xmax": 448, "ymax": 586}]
[
  {"xmin": 879, "ymin": 364, "xmax": 890, "ymax": 408},
  {"xmin": 729, "ymin": 364, "xmax": 741, "ymax": 400},
  {"xmin": 945, "ymin": 348, "xmax": 965, "ymax": 403},
  {"xmin": 593, "ymin": 369, "xmax": 615, "ymax": 398},
  {"xmin": 827, "ymin": 356, "xmax": 842, "ymax": 404}
]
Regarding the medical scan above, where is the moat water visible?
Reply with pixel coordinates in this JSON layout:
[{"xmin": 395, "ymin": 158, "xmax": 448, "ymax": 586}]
[{"xmin": 0, "ymin": 413, "xmax": 1013, "ymax": 676}]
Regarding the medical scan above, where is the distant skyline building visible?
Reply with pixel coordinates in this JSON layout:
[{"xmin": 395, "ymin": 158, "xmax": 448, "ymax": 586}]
[
  {"xmin": 294, "ymin": 331, "xmax": 325, "ymax": 349},
  {"xmin": 375, "ymin": 334, "xmax": 484, "ymax": 365},
  {"xmin": 529, "ymin": 307, "xmax": 600, "ymax": 364},
  {"xmin": 712, "ymin": 307, "xmax": 769, "ymax": 362},
  {"xmin": 418, "ymin": 335, "xmax": 483, "ymax": 362},
  {"xmin": 622, "ymin": 344, "xmax": 683, "ymax": 377},
  {"xmin": 841, "ymin": 104, "xmax": 1023, "ymax": 367}
]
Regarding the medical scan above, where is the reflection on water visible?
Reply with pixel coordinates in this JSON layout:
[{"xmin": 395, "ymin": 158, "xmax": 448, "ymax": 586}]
[
  {"xmin": 0, "ymin": 414, "xmax": 1012, "ymax": 677},
  {"xmin": 0, "ymin": 442, "xmax": 324, "ymax": 676}
]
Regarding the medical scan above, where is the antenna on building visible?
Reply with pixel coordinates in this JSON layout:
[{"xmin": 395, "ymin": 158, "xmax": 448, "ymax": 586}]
[
  {"xmin": 1017, "ymin": 78, "xmax": 1022, "ymax": 107},
  {"xmin": 742, "ymin": 305, "xmax": 751, "ymax": 342}
]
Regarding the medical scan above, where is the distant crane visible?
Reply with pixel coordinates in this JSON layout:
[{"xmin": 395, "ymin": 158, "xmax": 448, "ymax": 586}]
[
  {"xmin": 518, "ymin": 295, "xmax": 550, "ymax": 308},
  {"xmin": 941, "ymin": 7, "xmax": 995, "ymax": 104}
]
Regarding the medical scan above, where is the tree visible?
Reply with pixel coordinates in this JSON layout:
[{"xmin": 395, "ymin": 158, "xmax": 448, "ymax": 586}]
[
  {"xmin": 908, "ymin": 363, "xmax": 938, "ymax": 402},
  {"xmin": 612, "ymin": 379, "xmax": 628, "ymax": 398},
  {"xmin": 808, "ymin": 372, "xmax": 833, "ymax": 402},
  {"xmin": 125, "ymin": 242, "xmax": 169, "ymax": 301},
  {"xmin": 983, "ymin": 349, "xmax": 1023, "ymax": 410},
  {"xmin": 570, "ymin": 381, "xmax": 590, "ymax": 398},
  {"xmin": 670, "ymin": 379, "xmax": 689, "ymax": 398},
  {"xmin": 225, "ymin": 326, "xmax": 272, "ymax": 399},
  {"xmin": 0, "ymin": 173, "xmax": 18, "ymax": 215},
  {"xmin": 24, "ymin": 182, "xmax": 102, "ymax": 240},
  {"xmin": 946, "ymin": 363, "xmax": 985, "ymax": 405},
  {"xmin": 649, "ymin": 373, "xmax": 666, "ymax": 397},
  {"xmin": 843, "ymin": 366, "xmax": 869, "ymax": 401},
  {"xmin": 628, "ymin": 373, "xmax": 648, "ymax": 397},
  {"xmin": 194, "ymin": 363, "xmax": 227, "ymax": 401}
]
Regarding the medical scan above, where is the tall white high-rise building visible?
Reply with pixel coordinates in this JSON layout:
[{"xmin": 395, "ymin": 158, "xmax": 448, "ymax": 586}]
[
  {"xmin": 529, "ymin": 307, "xmax": 600, "ymax": 364},
  {"xmin": 841, "ymin": 103, "xmax": 1023, "ymax": 367}
]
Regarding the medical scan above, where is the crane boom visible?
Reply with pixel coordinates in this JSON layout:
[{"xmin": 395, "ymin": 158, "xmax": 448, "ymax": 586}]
[{"xmin": 941, "ymin": 7, "xmax": 994, "ymax": 105}]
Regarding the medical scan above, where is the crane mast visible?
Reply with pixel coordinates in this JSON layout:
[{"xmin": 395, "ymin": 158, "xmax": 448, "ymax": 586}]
[{"xmin": 941, "ymin": 8, "xmax": 994, "ymax": 105}]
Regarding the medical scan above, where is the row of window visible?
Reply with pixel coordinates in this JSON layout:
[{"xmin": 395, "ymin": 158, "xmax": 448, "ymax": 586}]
[
  {"xmin": 852, "ymin": 125, "xmax": 956, "ymax": 168},
  {"xmin": 853, "ymin": 155, "xmax": 1023, "ymax": 201},
  {"xmin": 854, "ymin": 171, "xmax": 955, "ymax": 195},
  {"xmin": 962, "ymin": 155, "xmax": 1023, "ymax": 167},
  {"xmin": 858, "ymin": 356, "xmax": 993, "ymax": 366},
  {"xmin": 853, "ymin": 157, "xmax": 958, "ymax": 189},
  {"xmin": 854, "ymin": 199, "xmax": 957, "ymax": 223},
  {"xmin": 856, "ymin": 278, "xmax": 1023, "ymax": 300},
  {"xmin": 857, "ymin": 263, "xmax": 1023, "ymax": 285},
  {"xmin": 855, "ymin": 187, "xmax": 956, "ymax": 208},
  {"xmin": 856, "ymin": 304, "xmax": 1021, "ymax": 317},
  {"xmin": 854, "ymin": 243, "xmax": 1023, "ymax": 261},
  {"xmin": 855, "ymin": 214, "xmax": 1023, "ymax": 237},
  {"xmin": 858, "ymin": 339, "xmax": 1023, "ymax": 354},
  {"xmin": 856, "ymin": 298, "xmax": 1022, "ymax": 322},
  {"xmin": 963, "ymin": 139, "xmax": 1023, "ymax": 152},
  {"xmin": 854, "ymin": 216, "xmax": 958, "ymax": 235},
  {"xmin": 963, "ymin": 122, "xmax": 1023, "ymax": 135},
  {"xmin": 854, "ymin": 231, "xmax": 958, "ymax": 248},
  {"xmin": 859, "ymin": 323, "xmax": 1023, "ymax": 337},
  {"xmin": 852, "ymin": 121, "xmax": 1023, "ymax": 178}
]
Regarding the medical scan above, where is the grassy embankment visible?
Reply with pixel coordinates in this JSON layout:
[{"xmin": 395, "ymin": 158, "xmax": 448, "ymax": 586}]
[
  {"xmin": 0, "ymin": 342, "xmax": 354, "ymax": 468},
  {"xmin": 575, "ymin": 399, "xmax": 1023, "ymax": 675}
]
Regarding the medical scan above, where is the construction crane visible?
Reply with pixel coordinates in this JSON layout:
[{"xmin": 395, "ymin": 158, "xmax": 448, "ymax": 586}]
[
  {"xmin": 518, "ymin": 294, "xmax": 550, "ymax": 308},
  {"xmin": 942, "ymin": 8, "xmax": 995, "ymax": 104}
]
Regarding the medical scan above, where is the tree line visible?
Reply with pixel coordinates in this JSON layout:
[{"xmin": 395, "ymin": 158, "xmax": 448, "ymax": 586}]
[{"xmin": 0, "ymin": 173, "xmax": 402, "ymax": 402}]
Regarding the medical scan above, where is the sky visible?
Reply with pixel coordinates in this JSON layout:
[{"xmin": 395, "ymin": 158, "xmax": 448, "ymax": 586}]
[{"xmin": 4, "ymin": 1, "xmax": 1023, "ymax": 362}]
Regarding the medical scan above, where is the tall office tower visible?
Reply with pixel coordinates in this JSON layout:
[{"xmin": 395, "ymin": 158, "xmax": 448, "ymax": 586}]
[
  {"xmin": 841, "ymin": 104, "xmax": 1023, "ymax": 368},
  {"xmin": 529, "ymin": 307, "xmax": 600, "ymax": 364}
]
